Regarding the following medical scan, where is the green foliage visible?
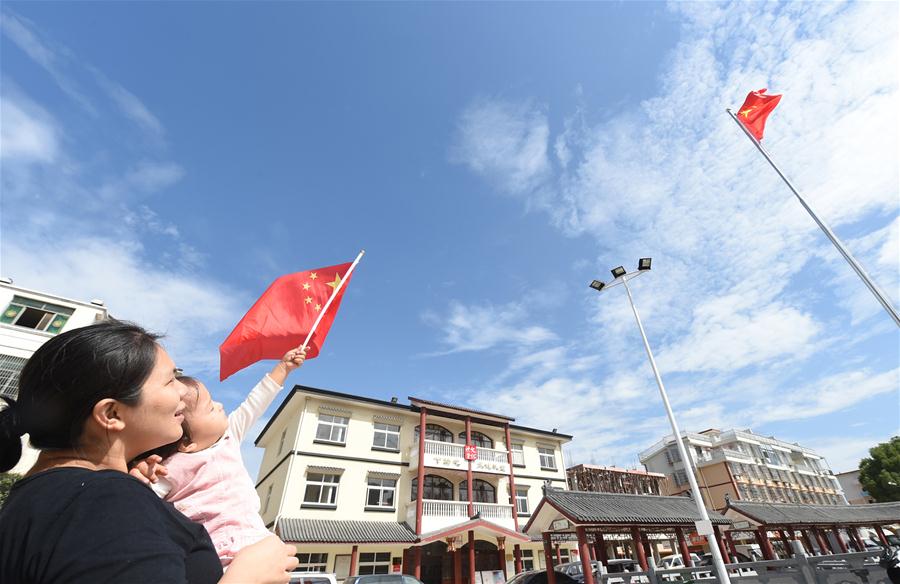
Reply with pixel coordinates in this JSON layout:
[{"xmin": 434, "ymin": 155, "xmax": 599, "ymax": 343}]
[
  {"xmin": 859, "ymin": 436, "xmax": 900, "ymax": 502},
  {"xmin": 0, "ymin": 472, "xmax": 22, "ymax": 507}
]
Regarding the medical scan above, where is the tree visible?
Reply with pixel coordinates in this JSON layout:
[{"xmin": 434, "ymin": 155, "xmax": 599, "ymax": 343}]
[
  {"xmin": 0, "ymin": 472, "xmax": 22, "ymax": 507},
  {"xmin": 859, "ymin": 436, "xmax": 900, "ymax": 502}
]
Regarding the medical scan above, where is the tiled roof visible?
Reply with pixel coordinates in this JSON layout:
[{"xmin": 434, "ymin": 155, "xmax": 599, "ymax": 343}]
[
  {"xmin": 726, "ymin": 500, "xmax": 900, "ymax": 525},
  {"xmin": 408, "ymin": 396, "xmax": 515, "ymax": 421},
  {"xmin": 544, "ymin": 489, "xmax": 731, "ymax": 525},
  {"xmin": 278, "ymin": 519, "xmax": 418, "ymax": 543}
]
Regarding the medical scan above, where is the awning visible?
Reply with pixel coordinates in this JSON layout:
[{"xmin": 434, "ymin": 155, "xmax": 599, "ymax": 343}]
[{"xmin": 416, "ymin": 518, "xmax": 531, "ymax": 545}]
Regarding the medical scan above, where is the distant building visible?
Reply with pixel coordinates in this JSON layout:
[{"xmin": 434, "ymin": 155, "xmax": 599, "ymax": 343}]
[
  {"xmin": 836, "ymin": 469, "xmax": 876, "ymax": 504},
  {"xmin": 566, "ymin": 464, "xmax": 666, "ymax": 496},
  {"xmin": 639, "ymin": 428, "xmax": 846, "ymax": 510},
  {"xmin": 0, "ymin": 278, "xmax": 108, "ymax": 474}
]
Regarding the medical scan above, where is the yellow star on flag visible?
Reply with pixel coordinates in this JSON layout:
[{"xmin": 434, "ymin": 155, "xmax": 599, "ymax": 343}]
[
  {"xmin": 314, "ymin": 303, "xmax": 322, "ymax": 312},
  {"xmin": 309, "ymin": 272, "xmax": 318, "ymax": 280},
  {"xmin": 305, "ymin": 297, "xmax": 312, "ymax": 304},
  {"xmin": 739, "ymin": 107, "xmax": 755, "ymax": 117},
  {"xmin": 302, "ymin": 283, "xmax": 311, "ymax": 291},
  {"xmin": 326, "ymin": 273, "xmax": 342, "ymax": 290}
]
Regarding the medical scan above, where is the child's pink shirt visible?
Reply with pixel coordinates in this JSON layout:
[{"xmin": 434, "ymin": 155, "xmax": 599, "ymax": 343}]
[{"xmin": 152, "ymin": 374, "xmax": 283, "ymax": 565}]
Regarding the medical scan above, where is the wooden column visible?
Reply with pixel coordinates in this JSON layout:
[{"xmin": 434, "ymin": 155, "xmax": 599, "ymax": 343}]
[
  {"xmin": 543, "ymin": 533, "xmax": 557, "ymax": 584},
  {"xmin": 468, "ymin": 530, "xmax": 476, "ymax": 584},
  {"xmin": 675, "ymin": 528, "xmax": 692, "ymax": 567},
  {"xmin": 876, "ymin": 525, "xmax": 890, "ymax": 546},
  {"xmin": 833, "ymin": 526, "xmax": 848, "ymax": 553},
  {"xmin": 756, "ymin": 527, "xmax": 775, "ymax": 560},
  {"xmin": 513, "ymin": 544, "xmax": 523, "ymax": 575},
  {"xmin": 631, "ymin": 527, "xmax": 648, "ymax": 571},
  {"xmin": 577, "ymin": 526, "xmax": 596, "ymax": 584},
  {"xmin": 454, "ymin": 540, "xmax": 463, "ymax": 584},
  {"xmin": 465, "ymin": 417, "xmax": 474, "ymax": 517},
  {"xmin": 725, "ymin": 530, "xmax": 739, "ymax": 560},
  {"xmin": 712, "ymin": 524, "xmax": 729, "ymax": 565},
  {"xmin": 413, "ymin": 546, "xmax": 422, "ymax": 579},
  {"xmin": 812, "ymin": 528, "xmax": 830, "ymax": 555},
  {"xmin": 594, "ymin": 533, "xmax": 609, "ymax": 567},
  {"xmin": 851, "ymin": 528, "xmax": 866, "ymax": 552},
  {"xmin": 497, "ymin": 537, "xmax": 508, "ymax": 581},
  {"xmin": 415, "ymin": 407, "xmax": 427, "ymax": 535},
  {"xmin": 555, "ymin": 543, "xmax": 562, "ymax": 565},
  {"xmin": 778, "ymin": 530, "xmax": 792, "ymax": 558},
  {"xmin": 800, "ymin": 530, "xmax": 816, "ymax": 555},
  {"xmin": 349, "ymin": 545, "xmax": 359, "ymax": 577},
  {"xmin": 505, "ymin": 424, "xmax": 520, "ymax": 533}
]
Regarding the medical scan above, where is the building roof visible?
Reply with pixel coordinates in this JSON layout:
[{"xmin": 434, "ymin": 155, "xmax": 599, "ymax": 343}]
[
  {"xmin": 567, "ymin": 464, "xmax": 666, "ymax": 478},
  {"xmin": 409, "ymin": 396, "xmax": 515, "ymax": 422},
  {"xmin": 725, "ymin": 500, "xmax": 900, "ymax": 526},
  {"xmin": 525, "ymin": 488, "xmax": 730, "ymax": 534},
  {"xmin": 277, "ymin": 519, "xmax": 417, "ymax": 543}
]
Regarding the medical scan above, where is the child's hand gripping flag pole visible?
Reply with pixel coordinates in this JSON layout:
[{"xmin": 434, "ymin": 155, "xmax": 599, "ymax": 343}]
[{"xmin": 219, "ymin": 250, "xmax": 366, "ymax": 380}]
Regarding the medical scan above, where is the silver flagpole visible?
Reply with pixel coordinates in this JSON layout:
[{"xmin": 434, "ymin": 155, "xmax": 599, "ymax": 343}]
[{"xmin": 727, "ymin": 108, "xmax": 900, "ymax": 328}]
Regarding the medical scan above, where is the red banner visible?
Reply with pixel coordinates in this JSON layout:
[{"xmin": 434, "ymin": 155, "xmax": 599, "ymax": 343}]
[{"xmin": 464, "ymin": 444, "xmax": 477, "ymax": 461}]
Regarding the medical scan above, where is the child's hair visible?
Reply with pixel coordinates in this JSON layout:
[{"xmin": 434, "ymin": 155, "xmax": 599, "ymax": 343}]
[{"xmin": 139, "ymin": 375, "xmax": 202, "ymax": 461}]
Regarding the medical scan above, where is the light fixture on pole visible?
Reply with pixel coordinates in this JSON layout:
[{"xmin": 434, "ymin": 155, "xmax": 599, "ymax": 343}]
[{"xmin": 589, "ymin": 259, "xmax": 732, "ymax": 584}]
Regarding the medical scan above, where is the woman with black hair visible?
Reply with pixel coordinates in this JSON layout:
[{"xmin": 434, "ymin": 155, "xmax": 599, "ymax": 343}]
[{"xmin": 0, "ymin": 319, "xmax": 298, "ymax": 584}]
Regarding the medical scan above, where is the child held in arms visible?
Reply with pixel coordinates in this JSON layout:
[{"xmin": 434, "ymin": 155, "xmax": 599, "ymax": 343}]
[{"xmin": 135, "ymin": 347, "xmax": 306, "ymax": 567}]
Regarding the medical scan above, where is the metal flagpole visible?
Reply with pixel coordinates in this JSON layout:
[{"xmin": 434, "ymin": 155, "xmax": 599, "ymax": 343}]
[
  {"xmin": 299, "ymin": 249, "xmax": 366, "ymax": 352},
  {"xmin": 621, "ymin": 277, "xmax": 732, "ymax": 584},
  {"xmin": 726, "ymin": 108, "xmax": 900, "ymax": 328}
]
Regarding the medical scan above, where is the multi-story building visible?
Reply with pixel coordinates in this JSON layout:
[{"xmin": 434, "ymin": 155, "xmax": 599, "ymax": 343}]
[
  {"xmin": 639, "ymin": 428, "xmax": 846, "ymax": 511},
  {"xmin": 566, "ymin": 464, "xmax": 666, "ymax": 496},
  {"xmin": 254, "ymin": 385, "xmax": 575, "ymax": 583},
  {"xmin": 0, "ymin": 278, "xmax": 108, "ymax": 473},
  {"xmin": 836, "ymin": 469, "xmax": 876, "ymax": 504}
]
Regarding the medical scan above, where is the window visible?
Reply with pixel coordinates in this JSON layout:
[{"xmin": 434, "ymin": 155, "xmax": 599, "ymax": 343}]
[
  {"xmin": 673, "ymin": 470, "xmax": 688, "ymax": 486},
  {"xmin": 559, "ymin": 549, "xmax": 571, "ymax": 563},
  {"xmin": 366, "ymin": 477, "xmax": 396, "ymax": 509},
  {"xmin": 665, "ymin": 446, "xmax": 682, "ymax": 464},
  {"xmin": 511, "ymin": 443, "xmax": 525, "ymax": 466},
  {"xmin": 373, "ymin": 422, "xmax": 400, "ymax": 451},
  {"xmin": 459, "ymin": 479, "xmax": 496, "ymax": 503},
  {"xmin": 411, "ymin": 475, "xmax": 454, "ymax": 501},
  {"xmin": 263, "ymin": 484, "xmax": 273, "ymax": 514},
  {"xmin": 521, "ymin": 549, "xmax": 535, "ymax": 571},
  {"xmin": 295, "ymin": 553, "xmax": 328, "ymax": 572},
  {"xmin": 515, "ymin": 487, "xmax": 529, "ymax": 515},
  {"xmin": 278, "ymin": 428, "xmax": 288, "ymax": 456},
  {"xmin": 0, "ymin": 354, "xmax": 28, "ymax": 399},
  {"xmin": 303, "ymin": 472, "xmax": 340, "ymax": 506},
  {"xmin": 458, "ymin": 430, "xmax": 493, "ymax": 449},
  {"xmin": 358, "ymin": 552, "xmax": 392, "ymax": 575},
  {"xmin": 538, "ymin": 446, "xmax": 557, "ymax": 470},
  {"xmin": 315, "ymin": 413, "xmax": 349, "ymax": 444},
  {"xmin": 414, "ymin": 423, "xmax": 453, "ymax": 443},
  {"xmin": 1, "ymin": 296, "xmax": 75, "ymax": 334}
]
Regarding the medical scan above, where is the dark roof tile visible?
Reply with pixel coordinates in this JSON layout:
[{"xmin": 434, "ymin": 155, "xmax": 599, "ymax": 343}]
[
  {"xmin": 545, "ymin": 489, "xmax": 731, "ymax": 525},
  {"xmin": 726, "ymin": 500, "xmax": 900, "ymax": 525},
  {"xmin": 278, "ymin": 519, "xmax": 417, "ymax": 543}
]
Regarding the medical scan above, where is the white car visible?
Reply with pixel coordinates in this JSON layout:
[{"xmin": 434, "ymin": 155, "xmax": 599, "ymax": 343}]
[
  {"xmin": 290, "ymin": 573, "xmax": 339, "ymax": 584},
  {"xmin": 658, "ymin": 554, "xmax": 702, "ymax": 569}
]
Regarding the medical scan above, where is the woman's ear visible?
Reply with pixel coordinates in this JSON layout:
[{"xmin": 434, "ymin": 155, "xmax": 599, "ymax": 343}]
[{"xmin": 92, "ymin": 398, "xmax": 126, "ymax": 433}]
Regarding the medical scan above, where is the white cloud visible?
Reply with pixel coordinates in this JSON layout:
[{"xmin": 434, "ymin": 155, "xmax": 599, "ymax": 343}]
[
  {"xmin": 800, "ymin": 434, "xmax": 895, "ymax": 475},
  {"xmin": 0, "ymin": 90, "xmax": 59, "ymax": 163},
  {"xmin": 423, "ymin": 300, "xmax": 557, "ymax": 354},
  {"xmin": 92, "ymin": 70, "xmax": 165, "ymax": 138}
]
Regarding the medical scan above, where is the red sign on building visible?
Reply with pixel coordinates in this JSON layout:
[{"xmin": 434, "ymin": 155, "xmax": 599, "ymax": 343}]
[{"xmin": 464, "ymin": 444, "xmax": 477, "ymax": 461}]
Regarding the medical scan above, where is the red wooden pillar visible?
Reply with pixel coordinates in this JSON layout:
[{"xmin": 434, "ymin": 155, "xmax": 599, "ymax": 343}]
[
  {"xmin": 513, "ymin": 544, "xmax": 523, "ymax": 575},
  {"xmin": 468, "ymin": 530, "xmax": 476, "ymax": 584},
  {"xmin": 800, "ymin": 530, "xmax": 816, "ymax": 555},
  {"xmin": 876, "ymin": 525, "xmax": 890, "ymax": 546},
  {"xmin": 833, "ymin": 526, "xmax": 848, "ymax": 553},
  {"xmin": 349, "ymin": 545, "xmax": 359, "ymax": 577},
  {"xmin": 505, "ymin": 424, "xmax": 520, "ymax": 534},
  {"xmin": 725, "ymin": 530, "xmax": 739, "ymax": 560},
  {"xmin": 595, "ymin": 533, "xmax": 609, "ymax": 567},
  {"xmin": 675, "ymin": 528, "xmax": 692, "ymax": 567},
  {"xmin": 812, "ymin": 528, "xmax": 830, "ymax": 555},
  {"xmin": 712, "ymin": 524, "xmax": 729, "ymax": 564},
  {"xmin": 454, "ymin": 540, "xmax": 463, "ymax": 584},
  {"xmin": 778, "ymin": 530, "xmax": 792, "ymax": 558},
  {"xmin": 465, "ymin": 417, "xmax": 474, "ymax": 517},
  {"xmin": 555, "ymin": 543, "xmax": 562, "ymax": 565},
  {"xmin": 577, "ymin": 527, "xmax": 596, "ymax": 584},
  {"xmin": 413, "ymin": 546, "xmax": 422, "ymax": 579},
  {"xmin": 497, "ymin": 537, "xmax": 508, "ymax": 581},
  {"xmin": 415, "ymin": 407, "xmax": 427, "ymax": 535},
  {"xmin": 631, "ymin": 527, "xmax": 648, "ymax": 571},
  {"xmin": 755, "ymin": 527, "xmax": 775, "ymax": 560},
  {"xmin": 851, "ymin": 528, "xmax": 866, "ymax": 552},
  {"xmin": 543, "ymin": 533, "xmax": 557, "ymax": 584}
]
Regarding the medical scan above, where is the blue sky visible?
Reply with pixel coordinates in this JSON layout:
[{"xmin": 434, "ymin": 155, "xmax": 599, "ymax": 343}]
[{"xmin": 1, "ymin": 2, "xmax": 897, "ymax": 480}]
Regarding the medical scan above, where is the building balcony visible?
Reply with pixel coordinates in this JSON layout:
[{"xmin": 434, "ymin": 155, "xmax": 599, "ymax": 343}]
[
  {"xmin": 406, "ymin": 499, "xmax": 516, "ymax": 533},
  {"xmin": 410, "ymin": 439, "xmax": 511, "ymax": 475}
]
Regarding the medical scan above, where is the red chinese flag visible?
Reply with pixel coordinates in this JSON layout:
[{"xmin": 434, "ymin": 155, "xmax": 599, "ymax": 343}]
[
  {"xmin": 737, "ymin": 88, "xmax": 782, "ymax": 140},
  {"xmin": 219, "ymin": 261, "xmax": 355, "ymax": 380}
]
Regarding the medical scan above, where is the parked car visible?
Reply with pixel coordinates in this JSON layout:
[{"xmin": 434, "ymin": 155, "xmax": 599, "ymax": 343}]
[
  {"xmin": 290, "ymin": 573, "xmax": 339, "ymax": 584},
  {"xmin": 506, "ymin": 569, "xmax": 580, "ymax": 584},
  {"xmin": 344, "ymin": 576, "xmax": 425, "ymax": 584},
  {"xmin": 658, "ymin": 554, "xmax": 702, "ymax": 569},
  {"xmin": 555, "ymin": 560, "xmax": 601, "ymax": 582}
]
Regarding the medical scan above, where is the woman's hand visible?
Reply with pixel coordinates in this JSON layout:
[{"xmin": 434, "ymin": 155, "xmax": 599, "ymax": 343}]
[{"xmin": 223, "ymin": 536, "xmax": 299, "ymax": 584}]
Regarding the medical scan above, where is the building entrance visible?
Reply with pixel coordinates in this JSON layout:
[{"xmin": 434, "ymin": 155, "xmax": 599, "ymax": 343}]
[{"xmin": 406, "ymin": 538, "xmax": 502, "ymax": 584}]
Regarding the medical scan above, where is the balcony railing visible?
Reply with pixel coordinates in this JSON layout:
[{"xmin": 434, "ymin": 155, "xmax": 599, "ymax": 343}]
[
  {"xmin": 408, "ymin": 499, "xmax": 516, "ymax": 533},
  {"xmin": 413, "ymin": 440, "xmax": 511, "ymax": 474},
  {"xmin": 511, "ymin": 450, "xmax": 525, "ymax": 466}
]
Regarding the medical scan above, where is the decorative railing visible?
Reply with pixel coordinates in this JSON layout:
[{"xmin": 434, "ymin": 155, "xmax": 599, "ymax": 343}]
[
  {"xmin": 424, "ymin": 440, "xmax": 464, "ymax": 458},
  {"xmin": 511, "ymin": 450, "xmax": 525, "ymax": 466},
  {"xmin": 419, "ymin": 499, "xmax": 513, "ymax": 520},
  {"xmin": 417, "ymin": 440, "xmax": 510, "ymax": 472}
]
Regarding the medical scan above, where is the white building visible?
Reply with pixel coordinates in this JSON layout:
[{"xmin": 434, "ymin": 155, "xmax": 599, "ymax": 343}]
[
  {"xmin": 253, "ymin": 386, "xmax": 577, "ymax": 583},
  {"xmin": 0, "ymin": 278, "xmax": 108, "ymax": 473},
  {"xmin": 639, "ymin": 428, "xmax": 846, "ymax": 510},
  {"xmin": 836, "ymin": 469, "xmax": 875, "ymax": 504}
]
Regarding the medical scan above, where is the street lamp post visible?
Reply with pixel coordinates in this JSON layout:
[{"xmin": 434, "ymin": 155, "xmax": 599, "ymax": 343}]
[{"xmin": 590, "ymin": 259, "xmax": 732, "ymax": 584}]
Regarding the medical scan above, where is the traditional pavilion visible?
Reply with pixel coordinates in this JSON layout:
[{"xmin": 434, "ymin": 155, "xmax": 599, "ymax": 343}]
[
  {"xmin": 524, "ymin": 488, "xmax": 732, "ymax": 584},
  {"xmin": 723, "ymin": 499, "xmax": 900, "ymax": 559}
]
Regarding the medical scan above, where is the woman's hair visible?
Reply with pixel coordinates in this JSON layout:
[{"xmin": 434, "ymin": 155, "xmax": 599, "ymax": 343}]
[
  {"xmin": 0, "ymin": 319, "xmax": 162, "ymax": 472},
  {"xmin": 139, "ymin": 375, "xmax": 201, "ymax": 461}
]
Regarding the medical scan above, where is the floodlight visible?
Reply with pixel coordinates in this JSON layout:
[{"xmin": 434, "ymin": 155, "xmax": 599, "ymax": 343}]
[
  {"xmin": 638, "ymin": 258, "xmax": 652, "ymax": 271},
  {"xmin": 611, "ymin": 266, "xmax": 627, "ymax": 279},
  {"xmin": 589, "ymin": 280, "xmax": 605, "ymax": 292}
]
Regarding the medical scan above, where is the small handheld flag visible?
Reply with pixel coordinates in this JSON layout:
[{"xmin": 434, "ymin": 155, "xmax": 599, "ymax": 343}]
[
  {"xmin": 219, "ymin": 251, "xmax": 364, "ymax": 380},
  {"xmin": 736, "ymin": 88, "xmax": 782, "ymax": 141}
]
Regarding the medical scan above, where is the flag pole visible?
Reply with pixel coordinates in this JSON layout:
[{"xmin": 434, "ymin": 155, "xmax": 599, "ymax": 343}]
[
  {"xmin": 298, "ymin": 249, "xmax": 366, "ymax": 352},
  {"xmin": 726, "ymin": 108, "xmax": 900, "ymax": 328}
]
